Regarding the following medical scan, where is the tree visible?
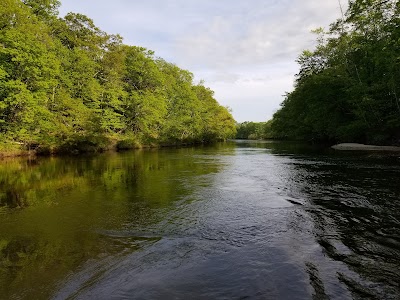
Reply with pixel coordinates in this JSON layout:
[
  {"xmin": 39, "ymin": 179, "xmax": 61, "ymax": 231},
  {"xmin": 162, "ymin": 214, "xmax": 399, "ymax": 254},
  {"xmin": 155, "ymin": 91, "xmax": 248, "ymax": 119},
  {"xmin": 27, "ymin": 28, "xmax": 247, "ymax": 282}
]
[
  {"xmin": 270, "ymin": 0, "xmax": 400, "ymax": 145},
  {"xmin": 0, "ymin": 0, "xmax": 236, "ymax": 152},
  {"xmin": 21, "ymin": 0, "xmax": 60, "ymax": 20}
]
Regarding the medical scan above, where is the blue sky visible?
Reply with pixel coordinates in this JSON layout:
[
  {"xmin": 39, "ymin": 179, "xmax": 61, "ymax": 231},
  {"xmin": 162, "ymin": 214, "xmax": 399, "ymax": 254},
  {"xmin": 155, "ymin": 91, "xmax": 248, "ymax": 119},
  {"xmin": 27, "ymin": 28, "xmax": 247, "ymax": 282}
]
[{"xmin": 59, "ymin": 0, "xmax": 345, "ymax": 122}]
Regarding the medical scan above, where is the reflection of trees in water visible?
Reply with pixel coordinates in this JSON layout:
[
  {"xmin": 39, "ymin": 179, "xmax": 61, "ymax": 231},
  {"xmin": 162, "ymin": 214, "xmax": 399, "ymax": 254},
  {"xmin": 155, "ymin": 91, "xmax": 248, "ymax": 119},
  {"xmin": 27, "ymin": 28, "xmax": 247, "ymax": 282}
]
[
  {"xmin": 306, "ymin": 262, "xmax": 329, "ymax": 300},
  {"xmin": 0, "ymin": 232, "xmax": 111, "ymax": 300},
  {"xmin": 0, "ymin": 146, "xmax": 228, "ymax": 208},
  {"xmin": 291, "ymin": 156, "xmax": 400, "ymax": 299},
  {"xmin": 1, "ymin": 237, "xmax": 36, "ymax": 268},
  {"xmin": 0, "ymin": 145, "xmax": 229, "ymax": 299},
  {"xmin": 1, "ymin": 190, "xmax": 26, "ymax": 208}
]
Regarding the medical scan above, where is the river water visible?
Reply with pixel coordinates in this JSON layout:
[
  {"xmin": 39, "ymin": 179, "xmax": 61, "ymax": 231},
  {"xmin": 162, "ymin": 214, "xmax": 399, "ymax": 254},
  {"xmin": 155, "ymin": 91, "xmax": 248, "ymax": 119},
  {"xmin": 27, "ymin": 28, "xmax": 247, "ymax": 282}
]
[{"xmin": 0, "ymin": 140, "xmax": 399, "ymax": 299}]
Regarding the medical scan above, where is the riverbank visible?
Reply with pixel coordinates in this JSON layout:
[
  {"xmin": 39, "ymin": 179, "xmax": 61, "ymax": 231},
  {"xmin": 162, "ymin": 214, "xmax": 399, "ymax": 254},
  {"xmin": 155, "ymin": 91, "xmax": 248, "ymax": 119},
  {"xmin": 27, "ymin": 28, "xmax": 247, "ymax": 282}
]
[
  {"xmin": 0, "ymin": 138, "xmax": 218, "ymax": 159},
  {"xmin": 0, "ymin": 143, "xmax": 32, "ymax": 158},
  {"xmin": 332, "ymin": 143, "xmax": 400, "ymax": 151}
]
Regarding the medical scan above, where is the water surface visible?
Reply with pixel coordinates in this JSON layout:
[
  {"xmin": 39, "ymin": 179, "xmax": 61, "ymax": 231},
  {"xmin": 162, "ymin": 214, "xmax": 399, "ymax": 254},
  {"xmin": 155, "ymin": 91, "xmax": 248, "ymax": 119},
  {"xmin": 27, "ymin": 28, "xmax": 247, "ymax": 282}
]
[{"xmin": 0, "ymin": 141, "xmax": 399, "ymax": 299}]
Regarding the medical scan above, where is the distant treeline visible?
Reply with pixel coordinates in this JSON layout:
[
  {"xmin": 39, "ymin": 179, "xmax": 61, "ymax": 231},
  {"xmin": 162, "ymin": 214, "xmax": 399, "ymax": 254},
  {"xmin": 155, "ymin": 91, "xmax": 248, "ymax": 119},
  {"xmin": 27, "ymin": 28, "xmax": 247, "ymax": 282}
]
[
  {"xmin": 235, "ymin": 121, "xmax": 273, "ymax": 140},
  {"xmin": 0, "ymin": 0, "xmax": 236, "ymax": 154},
  {"xmin": 269, "ymin": 0, "xmax": 400, "ymax": 145}
]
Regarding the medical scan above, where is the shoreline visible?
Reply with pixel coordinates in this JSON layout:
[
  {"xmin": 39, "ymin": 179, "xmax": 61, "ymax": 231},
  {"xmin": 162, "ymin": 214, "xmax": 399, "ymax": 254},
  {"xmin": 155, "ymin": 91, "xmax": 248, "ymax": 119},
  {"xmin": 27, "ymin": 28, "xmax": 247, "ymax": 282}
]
[
  {"xmin": 0, "ymin": 140, "xmax": 221, "ymax": 159},
  {"xmin": 5, "ymin": 141, "xmax": 400, "ymax": 159},
  {"xmin": 332, "ymin": 143, "xmax": 400, "ymax": 152}
]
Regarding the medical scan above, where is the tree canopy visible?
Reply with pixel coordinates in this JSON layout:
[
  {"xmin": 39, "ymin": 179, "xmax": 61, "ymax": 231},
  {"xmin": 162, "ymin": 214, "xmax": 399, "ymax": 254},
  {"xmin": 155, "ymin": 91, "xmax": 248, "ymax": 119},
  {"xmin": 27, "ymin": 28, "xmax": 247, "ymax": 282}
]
[
  {"xmin": 270, "ymin": 0, "xmax": 400, "ymax": 145},
  {"xmin": 235, "ymin": 121, "xmax": 273, "ymax": 140},
  {"xmin": 0, "ymin": 0, "xmax": 236, "ymax": 154}
]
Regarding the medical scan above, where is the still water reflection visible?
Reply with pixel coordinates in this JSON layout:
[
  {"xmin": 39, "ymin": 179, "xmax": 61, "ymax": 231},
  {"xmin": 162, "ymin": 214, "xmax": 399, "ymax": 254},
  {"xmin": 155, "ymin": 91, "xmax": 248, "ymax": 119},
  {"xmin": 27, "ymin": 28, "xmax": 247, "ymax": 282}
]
[{"xmin": 0, "ymin": 141, "xmax": 399, "ymax": 299}]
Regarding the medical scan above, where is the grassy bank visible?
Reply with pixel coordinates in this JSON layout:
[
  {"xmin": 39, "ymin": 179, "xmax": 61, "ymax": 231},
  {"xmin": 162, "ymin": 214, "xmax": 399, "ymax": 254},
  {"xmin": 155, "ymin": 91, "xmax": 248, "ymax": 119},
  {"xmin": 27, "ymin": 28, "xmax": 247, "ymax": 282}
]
[{"xmin": 0, "ymin": 142, "xmax": 32, "ymax": 158}]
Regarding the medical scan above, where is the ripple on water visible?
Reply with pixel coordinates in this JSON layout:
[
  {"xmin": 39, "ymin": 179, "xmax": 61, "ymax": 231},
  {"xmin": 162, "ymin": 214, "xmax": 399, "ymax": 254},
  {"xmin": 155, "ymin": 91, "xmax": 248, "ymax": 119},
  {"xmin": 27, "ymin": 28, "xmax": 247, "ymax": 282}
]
[{"xmin": 1, "ymin": 142, "xmax": 400, "ymax": 299}]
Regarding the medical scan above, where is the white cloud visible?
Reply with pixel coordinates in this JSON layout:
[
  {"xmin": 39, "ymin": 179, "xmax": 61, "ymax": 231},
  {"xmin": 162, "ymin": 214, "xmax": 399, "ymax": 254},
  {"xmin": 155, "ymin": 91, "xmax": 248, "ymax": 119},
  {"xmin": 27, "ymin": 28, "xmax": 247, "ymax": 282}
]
[
  {"xmin": 174, "ymin": 0, "xmax": 343, "ymax": 68},
  {"xmin": 59, "ymin": 0, "xmax": 346, "ymax": 122}
]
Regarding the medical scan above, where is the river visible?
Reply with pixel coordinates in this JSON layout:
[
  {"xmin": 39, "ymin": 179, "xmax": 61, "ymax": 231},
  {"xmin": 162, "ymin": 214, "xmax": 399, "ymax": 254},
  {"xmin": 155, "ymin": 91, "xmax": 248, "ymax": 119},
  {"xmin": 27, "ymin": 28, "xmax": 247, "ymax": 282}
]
[{"xmin": 0, "ymin": 140, "xmax": 399, "ymax": 299}]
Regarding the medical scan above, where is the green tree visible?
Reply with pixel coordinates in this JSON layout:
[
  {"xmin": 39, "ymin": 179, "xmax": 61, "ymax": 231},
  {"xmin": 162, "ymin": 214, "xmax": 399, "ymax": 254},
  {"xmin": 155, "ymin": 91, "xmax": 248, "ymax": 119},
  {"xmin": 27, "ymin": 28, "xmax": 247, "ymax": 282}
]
[
  {"xmin": 271, "ymin": 0, "xmax": 400, "ymax": 145},
  {"xmin": 0, "ymin": 0, "xmax": 236, "ymax": 153}
]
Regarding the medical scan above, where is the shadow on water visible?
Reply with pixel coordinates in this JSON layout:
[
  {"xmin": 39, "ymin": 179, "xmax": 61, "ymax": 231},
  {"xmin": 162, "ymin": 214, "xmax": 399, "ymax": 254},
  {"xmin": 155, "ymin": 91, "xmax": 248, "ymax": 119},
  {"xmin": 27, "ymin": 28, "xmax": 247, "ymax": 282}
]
[
  {"xmin": 0, "ymin": 146, "xmax": 232, "ymax": 299},
  {"xmin": 1, "ymin": 141, "xmax": 399, "ymax": 299},
  {"xmin": 294, "ymin": 156, "xmax": 400, "ymax": 299},
  {"xmin": 257, "ymin": 141, "xmax": 400, "ymax": 299},
  {"xmin": 230, "ymin": 140, "xmax": 400, "ymax": 299}
]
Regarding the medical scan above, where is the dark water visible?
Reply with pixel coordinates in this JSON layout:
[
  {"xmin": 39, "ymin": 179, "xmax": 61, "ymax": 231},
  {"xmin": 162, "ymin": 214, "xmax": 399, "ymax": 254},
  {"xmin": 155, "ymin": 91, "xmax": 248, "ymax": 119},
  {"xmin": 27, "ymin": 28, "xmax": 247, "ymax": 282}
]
[{"xmin": 0, "ymin": 141, "xmax": 399, "ymax": 299}]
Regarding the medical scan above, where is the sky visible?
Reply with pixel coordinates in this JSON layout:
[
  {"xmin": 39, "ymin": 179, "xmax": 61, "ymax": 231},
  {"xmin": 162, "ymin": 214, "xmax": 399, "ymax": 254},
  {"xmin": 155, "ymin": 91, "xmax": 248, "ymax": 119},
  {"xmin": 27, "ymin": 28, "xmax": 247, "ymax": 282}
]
[{"xmin": 59, "ymin": 0, "xmax": 345, "ymax": 122}]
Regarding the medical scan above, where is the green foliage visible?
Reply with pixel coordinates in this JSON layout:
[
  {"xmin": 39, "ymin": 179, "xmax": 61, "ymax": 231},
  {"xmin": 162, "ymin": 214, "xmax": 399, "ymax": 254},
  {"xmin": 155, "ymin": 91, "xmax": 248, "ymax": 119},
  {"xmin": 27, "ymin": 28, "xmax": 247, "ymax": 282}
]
[
  {"xmin": 236, "ymin": 121, "xmax": 272, "ymax": 140},
  {"xmin": 270, "ymin": 0, "xmax": 400, "ymax": 145},
  {"xmin": 116, "ymin": 137, "xmax": 141, "ymax": 150},
  {"xmin": 21, "ymin": 0, "xmax": 60, "ymax": 19},
  {"xmin": 0, "ymin": 0, "xmax": 236, "ymax": 154}
]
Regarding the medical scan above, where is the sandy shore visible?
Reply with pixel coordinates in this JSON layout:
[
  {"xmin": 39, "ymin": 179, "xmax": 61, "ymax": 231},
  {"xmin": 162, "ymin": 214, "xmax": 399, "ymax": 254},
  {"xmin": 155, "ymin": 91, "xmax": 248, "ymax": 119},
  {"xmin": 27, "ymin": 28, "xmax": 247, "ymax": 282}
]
[{"xmin": 332, "ymin": 143, "xmax": 400, "ymax": 151}]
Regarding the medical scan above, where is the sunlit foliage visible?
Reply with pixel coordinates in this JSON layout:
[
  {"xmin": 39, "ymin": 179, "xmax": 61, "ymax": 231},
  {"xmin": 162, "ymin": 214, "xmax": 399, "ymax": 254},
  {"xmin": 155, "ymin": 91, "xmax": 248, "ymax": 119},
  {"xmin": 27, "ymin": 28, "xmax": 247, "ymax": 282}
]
[{"xmin": 0, "ymin": 0, "xmax": 236, "ymax": 154}]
